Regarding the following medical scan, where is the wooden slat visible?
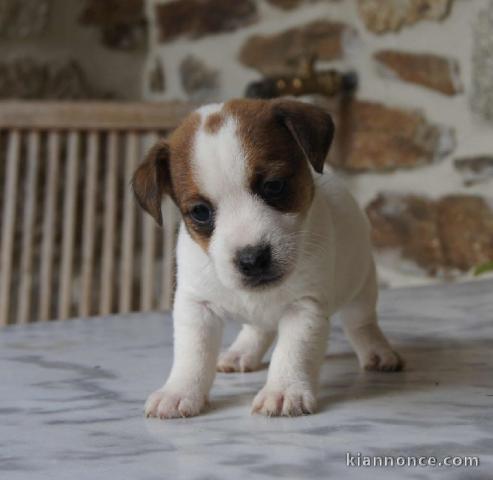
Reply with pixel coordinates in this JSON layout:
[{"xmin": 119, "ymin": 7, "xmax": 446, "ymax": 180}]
[
  {"xmin": 0, "ymin": 101, "xmax": 197, "ymax": 130},
  {"xmin": 100, "ymin": 131, "xmax": 118, "ymax": 315},
  {"xmin": 58, "ymin": 131, "xmax": 79, "ymax": 320},
  {"xmin": 161, "ymin": 198, "xmax": 178, "ymax": 311},
  {"xmin": 119, "ymin": 132, "xmax": 139, "ymax": 313},
  {"xmin": 141, "ymin": 216, "xmax": 156, "ymax": 311},
  {"xmin": 0, "ymin": 130, "xmax": 21, "ymax": 325},
  {"xmin": 79, "ymin": 132, "xmax": 98, "ymax": 317},
  {"xmin": 140, "ymin": 134, "xmax": 158, "ymax": 311},
  {"xmin": 16, "ymin": 131, "xmax": 40, "ymax": 324},
  {"xmin": 39, "ymin": 132, "xmax": 60, "ymax": 321}
]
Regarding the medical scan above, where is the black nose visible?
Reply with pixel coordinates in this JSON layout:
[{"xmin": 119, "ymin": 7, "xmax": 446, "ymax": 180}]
[{"xmin": 236, "ymin": 244, "xmax": 272, "ymax": 277}]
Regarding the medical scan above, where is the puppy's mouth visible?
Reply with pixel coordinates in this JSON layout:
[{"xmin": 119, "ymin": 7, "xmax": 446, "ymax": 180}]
[{"xmin": 240, "ymin": 270, "xmax": 285, "ymax": 290}]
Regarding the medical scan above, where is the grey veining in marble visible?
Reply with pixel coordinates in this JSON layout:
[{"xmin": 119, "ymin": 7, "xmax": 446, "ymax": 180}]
[{"xmin": 1, "ymin": 280, "xmax": 493, "ymax": 480}]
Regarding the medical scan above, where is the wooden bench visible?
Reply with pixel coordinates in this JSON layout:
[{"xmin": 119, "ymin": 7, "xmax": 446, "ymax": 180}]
[{"xmin": 0, "ymin": 101, "xmax": 196, "ymax": 325}]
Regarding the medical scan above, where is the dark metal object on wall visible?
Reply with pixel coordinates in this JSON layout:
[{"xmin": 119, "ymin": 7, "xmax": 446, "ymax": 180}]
[{"xmin": 245, "ymin": 57, "xmax": 358, "ymax": 99}]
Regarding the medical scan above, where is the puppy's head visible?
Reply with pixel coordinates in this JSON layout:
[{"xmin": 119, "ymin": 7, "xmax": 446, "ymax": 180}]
[{"xmin": 132, "ymin": 99, "xmax": 334, "ymax": 291}]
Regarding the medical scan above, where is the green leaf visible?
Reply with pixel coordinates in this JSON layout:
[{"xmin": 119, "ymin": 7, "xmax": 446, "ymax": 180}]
[{"xmin": 474, "ymin": 261, "xmax": 493, "ymax": 276}]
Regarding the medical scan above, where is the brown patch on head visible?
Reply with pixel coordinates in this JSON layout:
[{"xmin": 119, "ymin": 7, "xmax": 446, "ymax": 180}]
[
  {"xmin": 132, "ymin": 111, "xmax": 214, "ymax": 251},
  {"xmin": 204, "ymin": 111, "xmax": 225, "ymax": 135},
  {"xmin": 164, "ymin": 112, "xmax": 200, "ymax": 206},
  {"xmin": 223, "ymin": 98, "xmax": 334, "ymax": 215},
  {"xmin": 167, "ymin": 112, "xmax": 217, "ymax": 251}
]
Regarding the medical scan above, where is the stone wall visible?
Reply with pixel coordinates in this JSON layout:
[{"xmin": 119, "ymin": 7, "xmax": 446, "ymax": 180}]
[
  {"xmin": 145, "ymin": 0, "xmax": 493, "ymax": 287},
  {"xmin": 0, "ymin": 0, "xmax": 147, "ymax": 99}
]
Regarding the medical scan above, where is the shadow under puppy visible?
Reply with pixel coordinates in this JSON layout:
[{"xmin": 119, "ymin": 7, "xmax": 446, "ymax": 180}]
[{"xmin": 132, "ymin": 98, "xmax": 403, "ymax": 418}]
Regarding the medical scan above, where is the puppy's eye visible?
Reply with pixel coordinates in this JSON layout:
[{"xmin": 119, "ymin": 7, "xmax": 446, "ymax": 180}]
[
  {"xmin": 261, "ymin": 179, "xmax": 286, "ymax": 199},
  {"xmin": 189, "ymin": 203, "xmax": 212, "ymax": 225}
]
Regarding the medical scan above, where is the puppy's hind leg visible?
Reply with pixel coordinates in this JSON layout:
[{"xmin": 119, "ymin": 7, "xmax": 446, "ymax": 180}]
[
  {"xmin": 217, "ymin": 324, "xmax": 275, "ymax": 373},
  {"xmin": 340, "ymin": 261, "xmax": 404, "ymax": 372}
]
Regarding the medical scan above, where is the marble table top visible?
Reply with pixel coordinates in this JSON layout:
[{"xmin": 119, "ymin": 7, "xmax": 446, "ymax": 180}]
[{"xmin": 1, "ymin": 280, "xmax": 492, "ymax": 480}]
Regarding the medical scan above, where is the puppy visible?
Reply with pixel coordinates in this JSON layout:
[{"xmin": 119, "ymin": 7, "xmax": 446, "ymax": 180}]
[{"xmin": 132, "ymin": 99, "xmax": 403, "ymax": 419}]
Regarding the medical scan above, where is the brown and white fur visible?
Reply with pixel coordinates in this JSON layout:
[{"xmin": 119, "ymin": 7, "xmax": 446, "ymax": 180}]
[{"xmin": 132, "ymin": 99, "xmax": 403, "ymax": 419}]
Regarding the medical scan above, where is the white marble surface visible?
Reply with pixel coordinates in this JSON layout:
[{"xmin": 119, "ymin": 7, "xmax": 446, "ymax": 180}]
[{"xmin": 1, "ymin": 280, "xmax": 493, "ymax": 480}]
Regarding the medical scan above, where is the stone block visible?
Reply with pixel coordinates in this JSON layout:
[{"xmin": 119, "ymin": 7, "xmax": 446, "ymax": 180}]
[
  {"xmin": 337, "ymin": 100, "xmax": 455, "ymax": 172},
  {"xmin": 374, "ymin": 49, "xmax": 462, "ymax": 95},
  {"xmin": 366, "ymin": 193, "xmax": 493, "ymax": 274},
  {"xmin": 155, "ymin": 0, "xmax": 257, "ymax": 42},
  {"xmin": 454, "ymin": 156, "xmax": 493, "ymax": 186},
  {"xmin": 358, "ymin": 0, "xmax": 453, "ymax": 34},
  {"xmin": 239, "ymin": 20, "xmax": 355, "ymax": 76},
  {"xmin": 180, "ymin": 56, "xmax": 219, "ymax": 101},
  {"xmin": 79, "ymin": 0, "xmax": 147, "ymax": 50}
]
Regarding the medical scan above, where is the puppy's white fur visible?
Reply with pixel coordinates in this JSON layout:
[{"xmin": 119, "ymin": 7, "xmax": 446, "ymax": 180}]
[{"xmin": 144, "ymin": 104, "xmax": 402, "ymax": 419}]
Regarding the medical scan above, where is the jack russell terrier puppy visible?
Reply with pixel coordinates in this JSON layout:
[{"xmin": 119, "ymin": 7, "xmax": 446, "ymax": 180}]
[{"xmin": 132, "ymin": 98, "xmax": 403, "ymax": 419}]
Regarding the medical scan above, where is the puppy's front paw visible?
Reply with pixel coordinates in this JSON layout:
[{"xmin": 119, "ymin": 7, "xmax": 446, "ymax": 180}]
[
  {"xmin": 362, "ymin": 348, "xmax": 404, "ymax": 372},
  {"xmin": 252, "ymin": 386, "xmax": 316, "ymax": 417},
  {"xmin": 217, "ymin": 350, "xmax": 260, "ymax": 373},
  {"xmin": 144, "ymin": 389, "xmax": 206, "ymax": 419}
]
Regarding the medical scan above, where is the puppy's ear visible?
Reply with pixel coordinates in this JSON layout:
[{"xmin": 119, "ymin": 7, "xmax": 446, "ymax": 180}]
[
  {"xmin": 131, "ymin": 140, "xmax": 171, "ymax": 226},
  {"xmin": 272, "ymin": 100, "xmax": 334, "ymax": 174}
]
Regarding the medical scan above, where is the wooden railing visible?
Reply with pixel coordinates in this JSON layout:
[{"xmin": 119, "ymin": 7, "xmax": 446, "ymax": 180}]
[{"xmin": 0, "ymin": 101, "xmax": 197, "ymax": 325}]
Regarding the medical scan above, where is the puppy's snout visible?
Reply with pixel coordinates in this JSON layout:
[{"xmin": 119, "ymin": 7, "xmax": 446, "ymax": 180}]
[{"xmin": 235, "ymin": 244, "xmax": 272, "ymax": 278}]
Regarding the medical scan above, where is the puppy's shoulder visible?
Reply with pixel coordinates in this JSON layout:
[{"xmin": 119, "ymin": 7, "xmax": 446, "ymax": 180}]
[{"xmin": 313, "ymin": 170, "xmax": 370, "ymax": 231}]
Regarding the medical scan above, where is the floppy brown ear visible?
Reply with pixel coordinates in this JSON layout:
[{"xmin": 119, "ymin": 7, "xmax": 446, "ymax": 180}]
[
  {"xmin": 131, "ymin": 140, "xmax": 171, "ymax": 226},
  {"xmin": 272, "ymin": 99, "xmax": 334, "ymax": 174}
]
